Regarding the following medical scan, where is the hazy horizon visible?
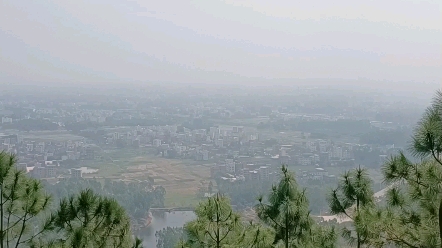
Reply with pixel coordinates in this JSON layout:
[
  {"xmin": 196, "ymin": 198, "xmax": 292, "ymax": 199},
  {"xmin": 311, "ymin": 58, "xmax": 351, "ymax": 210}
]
[
  {"xmin": 1, "ymin": 0, "xmax": 441, "ymax": 92},
  {"xmin": 2, "ymin": 3, "xmax": 442, "ymax": 245}
]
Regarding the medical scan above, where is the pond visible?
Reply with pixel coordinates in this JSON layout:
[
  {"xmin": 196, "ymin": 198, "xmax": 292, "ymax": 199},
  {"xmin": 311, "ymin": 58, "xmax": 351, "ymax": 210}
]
[{"xmin": 138, "ymin": 211, "xmax": 196, "ymax": 247}]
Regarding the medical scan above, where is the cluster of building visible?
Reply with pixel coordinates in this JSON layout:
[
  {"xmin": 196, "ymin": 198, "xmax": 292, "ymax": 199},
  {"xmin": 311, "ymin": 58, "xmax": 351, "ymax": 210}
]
[
  {"xmin": 0, "ymin": 133, "xmax": 96, "ymax": 179},
  {"xmin": 104, "ymin": 125, "xmax": 259, "ymax": 161},
  {"xmin": 211, "ymin": 158, "xmax": 333, "ymax": 183},
  {"xmin": 205, "ymin": 136, "xmax": 399, "ymax": 183}
]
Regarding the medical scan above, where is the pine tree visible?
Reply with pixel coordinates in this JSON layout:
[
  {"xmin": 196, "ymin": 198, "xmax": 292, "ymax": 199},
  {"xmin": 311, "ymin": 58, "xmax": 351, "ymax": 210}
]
[
  {"xmin": 327, "ymin": 166, "xmax": 374, "ymax": 248},
  {"xmin": 51, "ymin": 189, "xmax": 140, "ymax": 248},
  {"xmin": 0, "ymin": 151, "xmax": 55, "ymax": 248},
  {"xmin": 362, "ymin": 90, "xmax": 442, "ymax": 247},
  {"xmin": 182, "ymin": 193, "xmax": 241, "ymax": 248},
  {"xmin": 256, "ymin": 165, "xmax": 336, "ymax": 248},
  {"xmin": 0, "ymin": 151, "xmax": 142, "ymax": 248}
]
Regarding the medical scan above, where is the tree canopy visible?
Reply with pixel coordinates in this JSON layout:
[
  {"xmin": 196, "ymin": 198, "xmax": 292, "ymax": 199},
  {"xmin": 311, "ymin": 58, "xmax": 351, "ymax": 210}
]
[
  {"xmin": 345, "ymin": 90, "xmax": 442, "ymax": 247},
  {"xmin": 0, "ymin": 151, "xmax": 142, "ymax": 248}
]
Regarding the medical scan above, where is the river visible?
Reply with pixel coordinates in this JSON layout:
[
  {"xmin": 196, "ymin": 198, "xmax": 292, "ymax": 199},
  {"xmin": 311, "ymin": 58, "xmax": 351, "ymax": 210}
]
[{"xmin": 138, "ymin": 211, "xmax": 196, "ymax": 247}]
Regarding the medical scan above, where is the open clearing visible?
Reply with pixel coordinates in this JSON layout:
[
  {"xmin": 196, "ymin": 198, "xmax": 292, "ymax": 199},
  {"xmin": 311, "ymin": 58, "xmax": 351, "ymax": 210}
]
[
  {"xmin": 120, "ymin": 158, "xmax": 211, "ymax": 207},
  {"xmin": 87, "ymin": 149, "xmax": 211, "ymax": 208},
  {"xmin": 21, "ymin": 130, "xmax": 84, "ymax": 142}
]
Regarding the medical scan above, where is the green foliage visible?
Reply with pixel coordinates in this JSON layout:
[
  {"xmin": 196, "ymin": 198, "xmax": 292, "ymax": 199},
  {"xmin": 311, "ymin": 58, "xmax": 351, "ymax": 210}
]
[
  {"xmin": 156, "ymin": 227, "xmax": 185, "ymax": 248},
  {"xmin": 367, "ymin": 156, "xmax": 442, "ymax": 247},
  {"xmin": 218, "ymin": 176, "xmax": 331, "ymax": 215},
  {"xmin": 51, "ymin": 189, "xmax": 134, "ymax": 248},
  {"xmin": 0, "ymin": 151, "xmax": 54, "ymax": 247},
  {"xmin": 182, "ymin": 194, "xmax": 241, "ymax": 248},
  {"xmin": 0, "ymin": 151, "xmax": 143, "ymax": 248},
  {"xmin": 241, "ymin": 222, "xmax": 275, "ymax": 248},
  {"xmin": 181, "ymin": 166, "xmax": 340, "ymax": 248},
  {"xmin": 44, "ymin": 178, "xmax": 165, "ymax": 220},
  {"xmin": 327, "ymin": 166, "xmax": 374, "ymax": 247},
  {"xmin": 354, "ymin": 90, "xmax": 442, "ymax": 247},
  {"xmin": 217, "ymin": 179, "xmax": 273, "ymax": 208},
  {"xmin": 180, "ymin": 194, "xmax": 277, "ymax": 248},
  {"xmin": 257, "ymin": 165, "xmax": 337, "ymax": 248},
  {"xmin": 224, "ymin": 222, "xmax": 275, "ymax": 248}
]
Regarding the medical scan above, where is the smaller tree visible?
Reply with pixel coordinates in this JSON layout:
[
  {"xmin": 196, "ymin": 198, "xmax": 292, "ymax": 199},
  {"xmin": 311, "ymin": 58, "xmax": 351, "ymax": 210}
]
[
  {"xmin": 257, "ymin": 165, "xmax": 336, "ymax": 248},
  {"xmin": 327, "ymin": 166, "xmax": 374, "ymax": 248},
  {"xmin": 182, "ymin": 193, "xmax": 241, "ymax": 248}
]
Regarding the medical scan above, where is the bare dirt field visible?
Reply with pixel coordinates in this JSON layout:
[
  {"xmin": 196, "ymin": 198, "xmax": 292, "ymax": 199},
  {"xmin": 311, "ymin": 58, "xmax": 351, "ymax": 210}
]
[
  {"xmin": 66, "ymin": 147, "xmax": 212, "ymax": 207},
  {"xmin": 119, "ymin": 156, "xmax": 211, "ymax": 207}
]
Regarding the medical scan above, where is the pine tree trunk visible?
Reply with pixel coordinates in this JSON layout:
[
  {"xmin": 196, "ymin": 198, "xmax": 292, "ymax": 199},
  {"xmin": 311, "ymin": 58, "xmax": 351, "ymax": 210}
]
[
  {"xmin": 216, "ymin": 199, "xmax": 220, "ymax": 248},
  {"xmin": 216, "ymin": 217, "xmax": 220, "ymax": 248},
  {"xmin": 285, "ymin": 211, "xmax": 289, "ymax": 248},
  {"xmin": 1, "ymin": 184, "xmax": 3, "ymax": 248},
  {"xmin": 439, "ymin": 198, "xmax": 442, "ymax": 248},
  {"xmin": 357, "ymin": 199, "xmax": 360, "ymax": 248}
]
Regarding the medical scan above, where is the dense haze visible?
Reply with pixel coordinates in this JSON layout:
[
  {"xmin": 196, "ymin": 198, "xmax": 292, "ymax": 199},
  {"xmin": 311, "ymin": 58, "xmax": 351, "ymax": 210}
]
[
  {"xmin": 1, "ymin": 0, "xmax": 441, "ymax": 92},
  {"xmin": 3, "ymin": 1, "xmax": 442, "ymax": 247}
]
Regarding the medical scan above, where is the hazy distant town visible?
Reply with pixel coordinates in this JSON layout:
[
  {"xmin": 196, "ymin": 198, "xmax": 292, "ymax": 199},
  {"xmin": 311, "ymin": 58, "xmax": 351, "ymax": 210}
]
[
  {"xmin": 0, "ymin": 84, "xmax": 427, "ymax": 211},
  {"xmin": 0, "ymin": 83, "xmax": 439, "ymax": 247},
  {"xmin": 1, "ymin": 0, "xmax": 440, "ymax": 246}
]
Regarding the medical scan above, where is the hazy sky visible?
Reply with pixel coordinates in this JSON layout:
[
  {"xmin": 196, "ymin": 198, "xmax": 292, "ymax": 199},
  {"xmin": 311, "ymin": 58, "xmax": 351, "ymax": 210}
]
[{"xmin": 1, "ymin": 0, "xmax": 441, "ymax": 89}]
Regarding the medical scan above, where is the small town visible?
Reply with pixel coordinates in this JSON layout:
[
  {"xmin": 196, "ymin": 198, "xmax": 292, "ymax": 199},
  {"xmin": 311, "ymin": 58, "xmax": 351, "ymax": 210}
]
[{"xmin": 1, "ymin": 109, "xmax": 401, "ymax": 183}]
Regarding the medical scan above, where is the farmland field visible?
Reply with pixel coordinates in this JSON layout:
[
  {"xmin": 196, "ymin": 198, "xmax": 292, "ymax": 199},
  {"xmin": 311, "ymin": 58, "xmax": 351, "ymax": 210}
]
[
  {"xmin": 21, "ymin": 130, "xmax": 84, "ymax": 142},
  {"xmin": 86, "ymin": 148, "xmax": 211, "ymax": 207}
]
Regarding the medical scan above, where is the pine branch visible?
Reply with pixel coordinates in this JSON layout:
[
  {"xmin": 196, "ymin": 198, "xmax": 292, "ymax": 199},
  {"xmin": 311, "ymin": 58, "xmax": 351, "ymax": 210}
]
[
  {"xmin": 431, "ymin": 149, "xmax": 442, "ymax": 167},
  {"xmin": 385, "ymin": 228, "xmax": 419, "ymax": 248},
  {"xmin": 219, "ymin": 225, "xmax": 234, "ymax": 243},
  {"xmin": 205, "ymin": 229, "xmax": 217, "ymax": 243},
  {"xmin": 257, "ymin": 202, "xmax": 283, "ymax": 229},
  {"xmin": 14, "ymin": 211, "xmax": 28, "ymax": 248}
]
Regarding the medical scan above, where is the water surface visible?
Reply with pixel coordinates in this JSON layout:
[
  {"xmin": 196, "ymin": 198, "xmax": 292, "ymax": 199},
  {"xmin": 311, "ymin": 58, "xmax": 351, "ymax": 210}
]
[{"xmin": 139, "ymin": 211, "xmax": 196, "ymax": 247}]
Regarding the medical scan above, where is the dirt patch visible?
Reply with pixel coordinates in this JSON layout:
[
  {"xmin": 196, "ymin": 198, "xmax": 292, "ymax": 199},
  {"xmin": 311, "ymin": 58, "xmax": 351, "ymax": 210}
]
[{"xmin": 117, "ymin": 157, "xmax": 210, "ymax": 206}]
